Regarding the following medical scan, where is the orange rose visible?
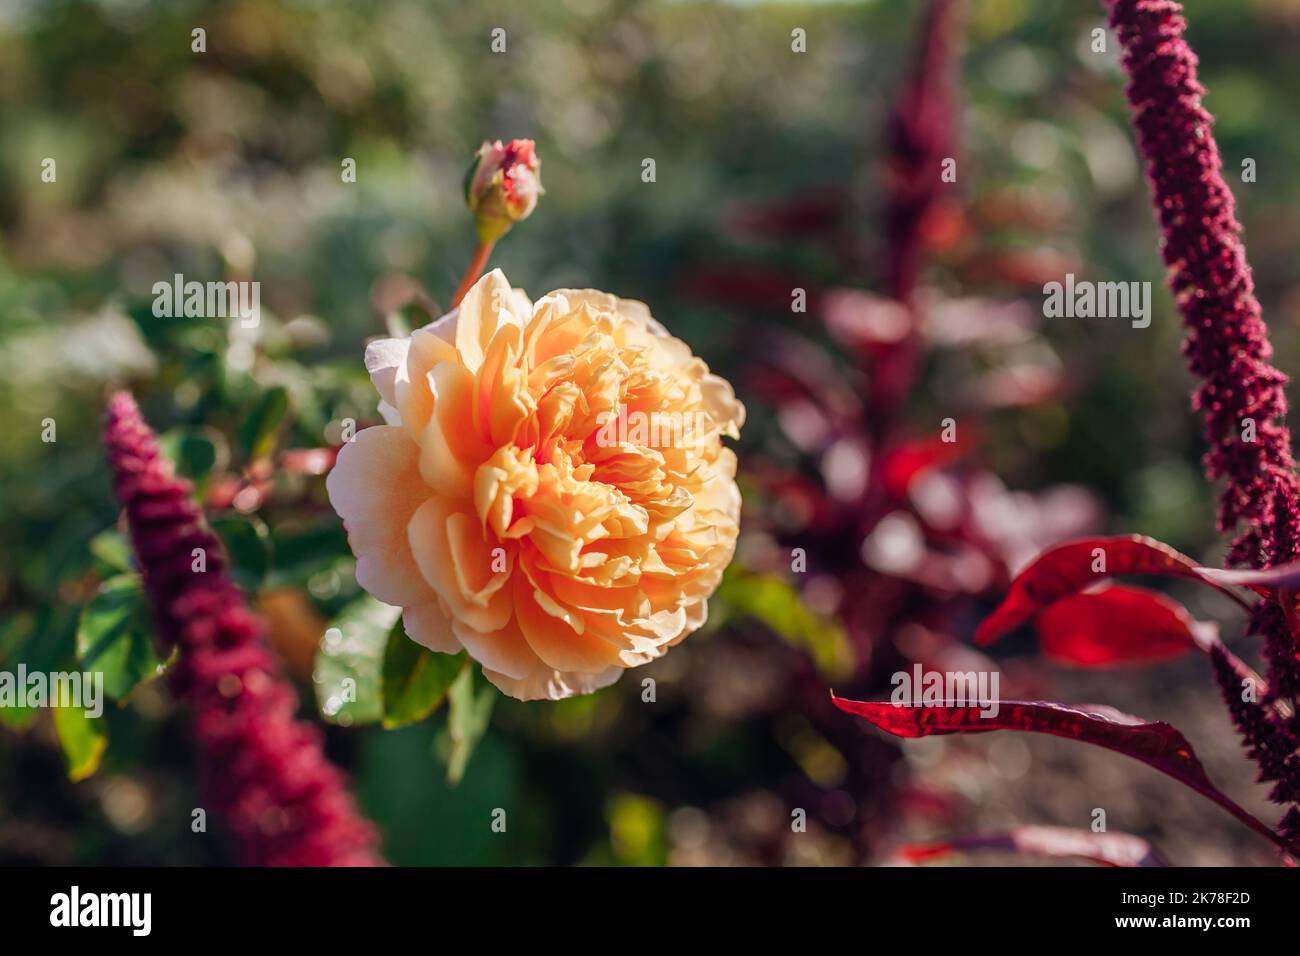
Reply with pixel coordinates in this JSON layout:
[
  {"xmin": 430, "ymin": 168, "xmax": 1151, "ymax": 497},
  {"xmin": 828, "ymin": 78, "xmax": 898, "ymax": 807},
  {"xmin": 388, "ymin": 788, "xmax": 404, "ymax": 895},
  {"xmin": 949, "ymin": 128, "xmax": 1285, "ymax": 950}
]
[{"xmin": 327, "ymin": 270, "xmax": 744, "ymax": 700}]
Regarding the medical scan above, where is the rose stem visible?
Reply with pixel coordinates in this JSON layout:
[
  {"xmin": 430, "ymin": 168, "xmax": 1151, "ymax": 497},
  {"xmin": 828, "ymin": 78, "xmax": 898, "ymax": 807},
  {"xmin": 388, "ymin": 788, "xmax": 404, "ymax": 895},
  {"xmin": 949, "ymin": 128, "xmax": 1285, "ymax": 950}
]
[{"xmin": 450, "ymin": 239, "xmax": 496, "ymax": 309}]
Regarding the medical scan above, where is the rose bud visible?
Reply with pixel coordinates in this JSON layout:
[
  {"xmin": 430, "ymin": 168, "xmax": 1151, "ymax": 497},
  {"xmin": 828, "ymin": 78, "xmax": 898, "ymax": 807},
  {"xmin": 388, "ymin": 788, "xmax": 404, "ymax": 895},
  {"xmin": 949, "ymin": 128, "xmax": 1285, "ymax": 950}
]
[{"xmin": 464, "ymin": 139, "xmax": 543, "ymax": 243}]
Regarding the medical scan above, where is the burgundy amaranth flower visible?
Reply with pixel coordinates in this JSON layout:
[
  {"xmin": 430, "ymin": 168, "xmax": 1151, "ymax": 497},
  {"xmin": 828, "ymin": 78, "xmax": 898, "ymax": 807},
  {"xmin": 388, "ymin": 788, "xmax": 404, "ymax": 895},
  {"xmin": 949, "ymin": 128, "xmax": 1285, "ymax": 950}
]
[
  {"xmin": 1108, "ymin": 0, "xmax": 1300, "ymax": 838},
  {"xmin": 1207, "ymin": 643, "xmax": 1300, "ymax": 839},
  {"xmin": 104, "ymin": 392, "xmax": 383, "ymax": 866},
  {"xmin": 1108, "ymin": 0, "xmax": 1300, "ymax": 571}
]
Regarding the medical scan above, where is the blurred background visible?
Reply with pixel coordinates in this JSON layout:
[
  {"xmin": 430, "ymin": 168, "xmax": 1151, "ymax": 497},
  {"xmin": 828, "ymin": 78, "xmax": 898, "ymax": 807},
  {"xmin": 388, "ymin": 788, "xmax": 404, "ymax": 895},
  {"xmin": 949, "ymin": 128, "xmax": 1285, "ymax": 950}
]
[{"xmin": 3, "ymin": 0, "xmax": 1300, "ymax": 866}]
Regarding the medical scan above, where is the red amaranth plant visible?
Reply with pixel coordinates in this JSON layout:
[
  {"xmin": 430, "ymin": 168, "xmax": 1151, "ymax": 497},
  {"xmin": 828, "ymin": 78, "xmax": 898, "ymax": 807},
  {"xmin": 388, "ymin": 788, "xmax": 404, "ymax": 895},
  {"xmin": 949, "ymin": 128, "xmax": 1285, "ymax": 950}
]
[
  {"xmin": 686, "ymin": 0, "xmax": 1110, "ymax": 859},
  {"xmin": 837, "ymin": 0, "xmax": 1300, "ymax": 862},
  {"xmin": 866, "ymin": 0, "xmax": 962, "ymax": 468},
  {"xmin": 882, "ymin": 0, "xmax": 960, "ymax": 304},
  {"xmin": 1108, "ymin": 0, "xmax": 1300, "ymax": 573},
  {"xmin": 104, "ymin": 391, "xmax": 383, "ymax": 866},
  {"xmin": 1106, "ymin": 0, "xmax": 1300, "ymax": 841}
]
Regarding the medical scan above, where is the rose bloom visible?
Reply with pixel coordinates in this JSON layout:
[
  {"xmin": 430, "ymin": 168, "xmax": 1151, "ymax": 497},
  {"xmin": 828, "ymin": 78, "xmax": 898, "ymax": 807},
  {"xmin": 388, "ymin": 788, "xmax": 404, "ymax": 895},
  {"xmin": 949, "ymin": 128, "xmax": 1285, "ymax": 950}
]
[{"xmin": 327, "ymin": 270, "xmax": 744, "ymax": 700}]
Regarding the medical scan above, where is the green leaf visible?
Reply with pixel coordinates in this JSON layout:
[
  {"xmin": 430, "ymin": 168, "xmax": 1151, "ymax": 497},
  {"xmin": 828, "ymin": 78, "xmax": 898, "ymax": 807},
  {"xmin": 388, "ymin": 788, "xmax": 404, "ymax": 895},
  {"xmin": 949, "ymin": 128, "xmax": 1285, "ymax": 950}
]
[
  {"xmin": 238, "ymin": 385, "xmax": 289, "ymax": 461},
  {"xmin": 380, "ymin": 622, "xmax": 466, "ymax": 729},
  {"xmin": 6, "ymin": 605, "xmax": 77, "ymax": 678},
  {"xmin": 313, "ymin": 596, "xmax": 401, "ymax": 726},
  {"xmin": 158, "ymin": 425, "xmax": 228, "ymax": 493},
  {"xmin": 88, "ymin": 528, "xmax": 133, "ymax": 573},
  {"xmin": 0, "ymin": 612, "xmax": 33, "ymax": 666},
  {"xmin": 355, "ymin": 721, "xmax": 518, "ymax": 865},
  {"xmin": 53, "ymin": 704, "xmax": 108, "ymax": 782},
  {"xmin": 211, "ymin": 514, "xmax": 271, "ymax": 592},
  {"xmin": 0, "ymin": 609, "xmax": 39, "ymax": 729},
  {"xmin": 265, "ymin": 519, "xmax": 350, "ymax": 589},
  {"xmin": 76, "ymin": 575, "xmax": 168, "ymax": 701},
  {"xmin": 0, "ymin": 703, "xmax": 36, "ymax": 731},
  {"xmin": 716, "ymin": 569, "xmax": 855, "ymax": 680},
  {"xmin": 445, "ymin": 664, "xmax": 495, "ymax": 785}
]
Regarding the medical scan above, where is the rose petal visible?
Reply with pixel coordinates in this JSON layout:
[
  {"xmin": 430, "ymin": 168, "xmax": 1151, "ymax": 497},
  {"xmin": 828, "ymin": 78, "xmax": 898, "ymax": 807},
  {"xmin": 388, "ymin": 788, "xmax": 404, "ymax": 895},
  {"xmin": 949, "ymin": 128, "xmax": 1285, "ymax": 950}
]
[
  {"xmin": 452, "ymin": 615, "xmax": 538, "ymax": 681},
  {"xmin": 363, "ymin": 337, "xmax": 410, "ymax": 409},
  {"xmin": 396, "ymin": 327, "xmax": 458, "ymax": 438},
  {"xmin": 481, "ymin": 662, "xmax": 622, "ymax": 701},
  {"xmin": 514, "ymin": 572, "xmax": 624, "ymax": 673},
  {"xmin": 454, "ymin": 269, "xmax": 529, "ymax": 372},
  {"xmin": 402, "ymin": 603, "xmax": 462, "ymax": 654},
  {"xmin": 326, "ymin": 426, "xmax": 433, "ymax": 607},
  {"xmin": 407, "ymin": 498, "xmax": 512, "ymax": 633}
]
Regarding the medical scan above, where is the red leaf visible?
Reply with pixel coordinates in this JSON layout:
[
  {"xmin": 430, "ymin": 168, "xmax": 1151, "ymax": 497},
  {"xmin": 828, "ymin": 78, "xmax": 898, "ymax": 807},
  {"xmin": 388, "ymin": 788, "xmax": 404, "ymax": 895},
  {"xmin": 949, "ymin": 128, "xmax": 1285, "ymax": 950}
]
[
  {"xmin": 880, "ymin": 434, "xmax": 972, "ymax": 499},
  {"xmin": 1197, "ymin": 561, "xmax": 1300, "ymax": 596},
  {"xmin": 976, "ymin": 534, "xmax": 1242, "ymax": 646},
  {"xmin": 832, "ymin": 695, "xmax": 1299, "ymax": 857},
  {"xmin": 900, "ymin": 825, "xmax": 1167, "ymax": 867},
  {"xmin": 1036, "ymin": 584, "xmax": 1209, "ymax": 667}
]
